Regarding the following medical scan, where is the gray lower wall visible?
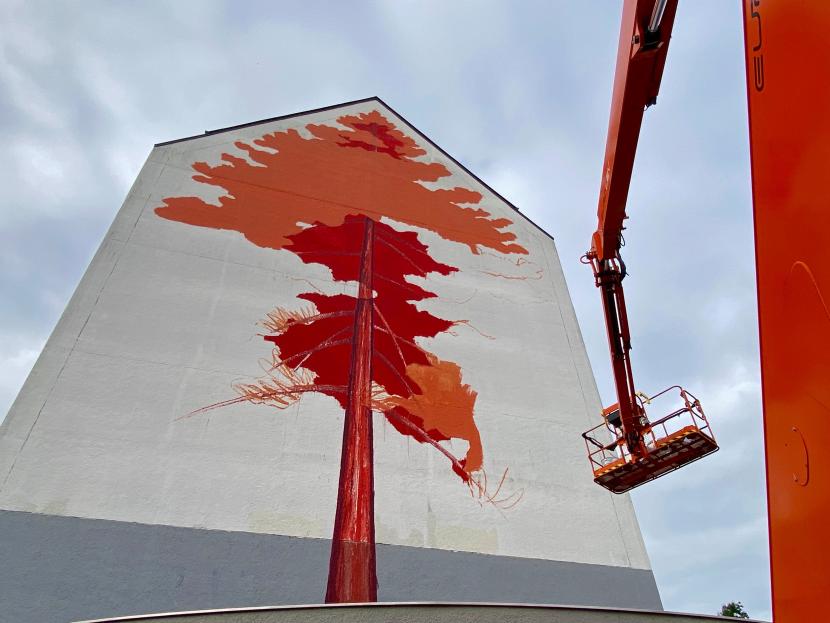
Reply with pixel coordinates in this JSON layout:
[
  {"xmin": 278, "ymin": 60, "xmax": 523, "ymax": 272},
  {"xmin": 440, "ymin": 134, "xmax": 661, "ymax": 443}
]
[{"xmin": 0, "ymin": 510, "xmax": 661, "ymax": 623}]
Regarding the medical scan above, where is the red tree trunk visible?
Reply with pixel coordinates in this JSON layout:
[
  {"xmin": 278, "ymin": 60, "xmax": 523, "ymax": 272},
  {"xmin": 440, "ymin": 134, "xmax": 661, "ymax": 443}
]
[{"xmin": 325, "ymin": 216, "xmax": 378, "ymax": 603}]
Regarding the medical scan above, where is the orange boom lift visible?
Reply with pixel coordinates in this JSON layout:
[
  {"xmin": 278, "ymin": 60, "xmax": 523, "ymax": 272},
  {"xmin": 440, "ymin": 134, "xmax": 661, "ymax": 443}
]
[
  {"xmin": 580, "ymin": 0, "xmax": 718, "ymax": 494},
  {"xmin": 581, "ymin": 1, "xmax": 830, "ymax": 621}
]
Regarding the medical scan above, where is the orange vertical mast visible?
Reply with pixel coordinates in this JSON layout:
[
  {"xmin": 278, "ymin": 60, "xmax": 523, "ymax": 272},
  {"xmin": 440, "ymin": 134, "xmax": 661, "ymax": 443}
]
[{"xmin": 742, "ymin": 2, "xmax": 830, "ymax": 621}]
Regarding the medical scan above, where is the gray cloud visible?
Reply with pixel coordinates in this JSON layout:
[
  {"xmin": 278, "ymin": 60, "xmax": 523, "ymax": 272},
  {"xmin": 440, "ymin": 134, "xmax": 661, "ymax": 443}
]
[{"xmin": 0, "ymin": 0, "xmax": 769, "ymax": 618}]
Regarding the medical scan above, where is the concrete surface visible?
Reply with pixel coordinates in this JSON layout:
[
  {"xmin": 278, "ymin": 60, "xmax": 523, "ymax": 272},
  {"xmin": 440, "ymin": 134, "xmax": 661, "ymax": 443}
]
[{"xmin": 0, "ymin": 510, "xmax": 662, "ymax": 623}]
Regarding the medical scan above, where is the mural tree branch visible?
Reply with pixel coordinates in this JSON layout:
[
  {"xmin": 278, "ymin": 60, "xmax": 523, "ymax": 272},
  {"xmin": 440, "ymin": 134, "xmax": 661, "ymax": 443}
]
[{"xmin": 156, "ymin": 110, "xmax": 527, "ymax": 602}]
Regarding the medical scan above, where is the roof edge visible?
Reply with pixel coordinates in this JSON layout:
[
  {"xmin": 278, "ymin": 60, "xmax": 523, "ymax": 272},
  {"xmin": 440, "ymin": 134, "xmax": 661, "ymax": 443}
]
[
  {"xmin": 153, "ymin": 96, "xmax": 382, "ymax": 147},
  {"xmin": 153, "ymin": 96, "xmax": 554, "ymax": 243}
]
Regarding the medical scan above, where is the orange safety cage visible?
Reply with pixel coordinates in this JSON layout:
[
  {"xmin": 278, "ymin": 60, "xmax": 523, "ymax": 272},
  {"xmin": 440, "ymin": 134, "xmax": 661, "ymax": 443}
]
[{"xmin": 582, "ymin": 387, "xmax": 718, "ymax": 494}]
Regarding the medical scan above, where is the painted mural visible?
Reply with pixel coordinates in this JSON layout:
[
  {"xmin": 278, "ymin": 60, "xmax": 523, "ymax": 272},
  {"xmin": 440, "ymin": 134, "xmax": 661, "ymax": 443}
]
[{"xmin": 155, "ymin": 110, "xmax": 527, "ymax": 602}]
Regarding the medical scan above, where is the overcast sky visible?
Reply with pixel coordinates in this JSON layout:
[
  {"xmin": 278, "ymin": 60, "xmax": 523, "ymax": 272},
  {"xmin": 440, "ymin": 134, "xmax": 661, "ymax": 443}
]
[{"xmin": 0, "ymin": 1, "xmax": 768, "ymax": 619}]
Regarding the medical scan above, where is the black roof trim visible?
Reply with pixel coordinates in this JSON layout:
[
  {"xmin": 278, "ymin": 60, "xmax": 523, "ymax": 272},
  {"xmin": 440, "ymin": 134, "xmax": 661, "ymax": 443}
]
[
  {"xmin": 154, "ymin": 97, "xmax": 381, "ymax": 147},
  {"xmin": 153, "ymin": 96, "xmax": 554, "ymax": 243}
]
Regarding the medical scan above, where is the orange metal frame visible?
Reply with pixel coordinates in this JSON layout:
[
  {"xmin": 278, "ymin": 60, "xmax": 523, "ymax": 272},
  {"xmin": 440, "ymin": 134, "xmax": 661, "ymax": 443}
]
[
  {"xmin": 582, "ymin": 387, "xmax": 717, "ymax": 494},
  {"xmin": 582, "ymin": 0, "xmax": 720, "ymax": 487},
  {"xmin": 587, "ymin": 0, "xmax": 830, "ymax": 619},
  {"xmin": 742, "ymin": 2, "xmax": 830, "ymax": 621},
  {"xmin": 584, "ymin": 0, "xmax": 681, "ymax": 463}
]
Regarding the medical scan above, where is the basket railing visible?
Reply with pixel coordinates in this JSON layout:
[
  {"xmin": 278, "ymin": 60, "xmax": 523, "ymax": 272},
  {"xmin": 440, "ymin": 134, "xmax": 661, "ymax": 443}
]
[{"xmin": 582, "ymin": 386, "xmax": 716, "ymax": 476}]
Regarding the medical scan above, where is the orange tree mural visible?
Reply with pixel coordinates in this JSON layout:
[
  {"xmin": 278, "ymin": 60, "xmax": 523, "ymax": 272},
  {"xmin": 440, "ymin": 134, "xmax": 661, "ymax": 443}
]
[{"xmin": 156, "ymin": 110, "xmax": 527, "ymax": 602}]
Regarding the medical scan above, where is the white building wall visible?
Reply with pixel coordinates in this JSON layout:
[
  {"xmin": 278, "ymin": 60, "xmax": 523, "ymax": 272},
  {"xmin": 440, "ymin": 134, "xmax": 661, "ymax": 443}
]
[{"xmin": 0, "ymin": 99, "xmax": 657, "ymax": 623}]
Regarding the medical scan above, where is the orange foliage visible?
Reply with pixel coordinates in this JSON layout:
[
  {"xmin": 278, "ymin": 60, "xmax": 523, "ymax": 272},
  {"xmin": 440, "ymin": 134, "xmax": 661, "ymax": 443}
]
[
  {"xmin": 381, "ymin": 354, "xmax": 482, "ymax": 473},
  {"xmin": 155, "ymin": 110, "xmax": 527, "ymax": 256}
]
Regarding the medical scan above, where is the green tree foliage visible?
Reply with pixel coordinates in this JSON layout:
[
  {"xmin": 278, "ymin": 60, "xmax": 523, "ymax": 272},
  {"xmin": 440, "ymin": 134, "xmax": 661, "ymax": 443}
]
[{"xmin": 719, "ymin": 601, "xmax": 750, "ymax": 618}]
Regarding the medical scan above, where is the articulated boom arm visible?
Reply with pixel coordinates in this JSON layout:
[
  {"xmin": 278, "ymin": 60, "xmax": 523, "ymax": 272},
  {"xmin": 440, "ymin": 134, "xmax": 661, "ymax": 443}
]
[
  {"xmin": 592, "ymin": 0, "xmax": 678, "ymax": 261},
  {"xmin": 582, "ymin": 0, "xmax": 717, "ymax": 494},
  {"xmin": 587, "ymin": 0, "xmax": 678, "ymax": 461}
]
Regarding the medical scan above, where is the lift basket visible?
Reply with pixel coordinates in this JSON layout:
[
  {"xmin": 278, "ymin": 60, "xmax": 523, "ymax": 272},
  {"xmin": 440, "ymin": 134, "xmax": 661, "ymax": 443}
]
[{"xmin": 582, "ymin": 387, "xmax": 718, "ymax": 493}]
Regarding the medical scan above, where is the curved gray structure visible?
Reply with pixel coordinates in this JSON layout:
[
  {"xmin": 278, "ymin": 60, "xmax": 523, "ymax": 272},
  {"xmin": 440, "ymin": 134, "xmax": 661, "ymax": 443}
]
[{"xmin": 77, "ymin": 604, "xmax": 762, "ymax": 623}]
